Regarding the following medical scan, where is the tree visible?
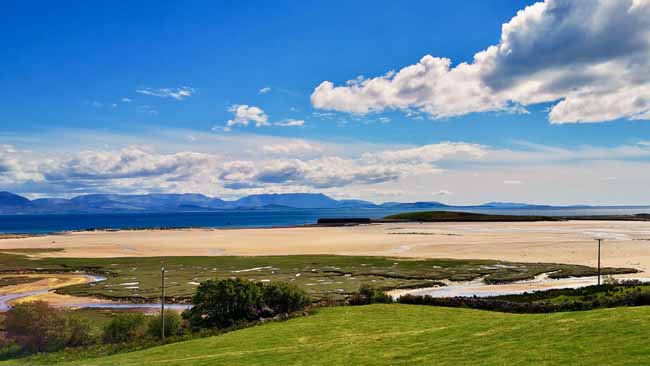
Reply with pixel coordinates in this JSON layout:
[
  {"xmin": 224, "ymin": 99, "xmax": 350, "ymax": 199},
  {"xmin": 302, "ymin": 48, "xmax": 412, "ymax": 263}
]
[
  {"xmin": 349, "ymin": 284, "xmax": 393, "ymax": 305},
  {"xmin": 184, "ymin": 278, "xmax": 263, "ymax": 329},
  {"xmin": 147, "ymin": 310, "xmax": 182, "ymax": 340},
  {"xmin": 4, "ymin": 301, "xmax": 70, "ymax": 353},
  {"xmin": 66, "ymin": 315, "xmax": 97, "ymax": 347},
  {"xmin": 262, "ymin": 282, "xmax": 311, "ymax": 314},
  {"xmin": 102, "ymin": 313, "xmax": 146, "ymax": 344}
]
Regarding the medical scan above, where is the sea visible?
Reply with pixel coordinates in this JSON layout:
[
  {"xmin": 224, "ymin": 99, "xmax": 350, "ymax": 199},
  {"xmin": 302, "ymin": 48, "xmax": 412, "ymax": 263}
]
[{"xmin": 2, "ymin": 206, "xmax": 650, "ymax": 234}]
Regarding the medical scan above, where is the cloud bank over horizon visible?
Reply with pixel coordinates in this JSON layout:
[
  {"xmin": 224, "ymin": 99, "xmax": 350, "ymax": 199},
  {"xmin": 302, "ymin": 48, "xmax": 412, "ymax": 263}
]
[
  {"xmin": 311, "ymin": 0, "xmax": 650, "ymax": 124},
  {"xmin": 3, "ymin": 131, "xmax": 650, "ymax": 205}
]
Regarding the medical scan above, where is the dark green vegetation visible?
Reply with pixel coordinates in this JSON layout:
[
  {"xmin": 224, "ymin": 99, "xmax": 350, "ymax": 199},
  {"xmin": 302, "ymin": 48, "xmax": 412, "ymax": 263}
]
[
  {"xmin": 101, "ymin": 313, "xmax": 147, "ymax": 344},
  {"xmin": 489, "ymin": 280, "xmax": 650, "ymax": 311},
  {"xmin": 0, "ymin": 306, "xmax": 192, "ymax": 363},
  {"xmin": 147, "ymin": 310, "xmax": 182, "ymax": 340},
  {"xmin": 101, "ymin": 310, "xmax": 183, "ymax": 343},
  {"xmin": 349, "ymin": 284, "xmax": 393, "ymax": 305},
  {"xmin": 383, "ymin": 210, "xmax": 650, "ymax": 222},
  {"xmin": 0, "ymin": 302, "xmax": 184, "ymax": 359},
  {"xmin": 1, "ymin": 279, "xmax": 309, "ymax": 363},
  {"xmin": 2, "ymin": 301, "xmax": 96, "ymax": 354},
  {"xmin": 4, "ymin": 304, "xmax": 650, "ymax": 365},
  {"xmin": 185, "ymin": 279, "xmax": 310, "ymax": 329},
  {"xmin": 0, "ymin": 252, "xmax": 635, "ymax": 302},
  {"xmin": 384, "ymin": 210, "xmax": 561, "ymax": 222},
  {"xmin": 399, "ymin": 284, "xmax": 650, "ymax": 313}
]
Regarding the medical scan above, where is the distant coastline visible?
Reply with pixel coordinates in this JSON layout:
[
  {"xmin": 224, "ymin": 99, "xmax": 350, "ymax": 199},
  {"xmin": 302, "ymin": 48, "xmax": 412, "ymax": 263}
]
[
  {"xmin": 2, "ymin": 207, "xmax": 650, "ymax": 235},
  {"xmin": 2, "ymin": 191, "xmax": 650, "ymax": 216}
]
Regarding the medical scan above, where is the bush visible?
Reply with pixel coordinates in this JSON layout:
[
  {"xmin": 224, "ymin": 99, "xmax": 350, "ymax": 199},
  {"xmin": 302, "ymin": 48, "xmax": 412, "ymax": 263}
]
[
  {"xmin": 66, "ymin": 315, "xmax": 97, "ymax": 347},
  {"xmin": 184, "ymin": 278, "xmax": 312, "ymax": 330},
  {"xmin": 4, "ymin": 301, "xmax": 70, "ymax": 353},
  {"xmin": 184, "ymin": 278, "xmax": 263, "ymax": 329},
  {"xmin": 0, "ymin": 334, "xmax": 23, "ymax": 360},
  {"xmin": 349, "ymin": 284, "xmax": 393, "ymax": 305},
  {"xmin": 147, "ymin": 310, "xmax": 182, "ymax": 340},
  {"xmin": 102, "ymin": 313, "xmax": 146, "ymax": 344},
  {"xmin": 263, "ymin": 282, "xmax": 311, "ymax": 314}
]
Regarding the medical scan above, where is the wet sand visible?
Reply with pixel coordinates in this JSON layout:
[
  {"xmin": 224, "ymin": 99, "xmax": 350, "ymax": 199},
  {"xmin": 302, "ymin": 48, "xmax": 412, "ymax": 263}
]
[
  {"xmin": 0, "ymin": 274, "xmax": 91, "ymax": 296},
  {"xmin": 2, "ymin": 220, "xmax": 650, "ymax": 274},
  {"xmin": 388, "ymin": 273, "xmax": 650, "ymax": 299},
  {"xmin": 0, "ymin": 274, "xmax": 109, "ymax": 309}
]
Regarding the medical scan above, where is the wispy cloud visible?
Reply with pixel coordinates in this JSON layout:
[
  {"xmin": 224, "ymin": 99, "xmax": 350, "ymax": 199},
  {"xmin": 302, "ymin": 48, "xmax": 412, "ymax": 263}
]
[
  {"xmin": 262, "ymin": 140, "xmax": 321, "ymax": 155},
  {"xmin": 258, "ymin": 87, "xmax": 272, "ymax": 94},
  {"xmin": 274, "ymin": 119, "xmax": 305, "ymax": 127},
  {"xmin": 136, "ymin": 86, "xmax": 195, "ymax": 100},
  {"xmin": 137, "ymin": 105, "xmax": 158, "ymax": 116}
]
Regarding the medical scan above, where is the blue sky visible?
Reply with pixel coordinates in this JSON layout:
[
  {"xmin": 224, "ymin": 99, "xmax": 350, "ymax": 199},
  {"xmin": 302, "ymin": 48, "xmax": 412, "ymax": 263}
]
[{"xmin": 2, "ymin": 1, "xmax": 650, "ymax": 204}]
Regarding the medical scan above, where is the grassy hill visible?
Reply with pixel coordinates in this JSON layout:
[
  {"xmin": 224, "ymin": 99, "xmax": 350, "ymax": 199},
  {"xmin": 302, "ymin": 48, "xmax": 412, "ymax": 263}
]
[
  {"xmin": 9, "ymin": 304, "xmax": 650, "ymax": 365},
  {"xmin": 384, "ymin": 210, "xmax": 559, "ymax": 222},
  {"xmin": 383, "ymin": 210, "xmax": 650, "ymax": 222}
]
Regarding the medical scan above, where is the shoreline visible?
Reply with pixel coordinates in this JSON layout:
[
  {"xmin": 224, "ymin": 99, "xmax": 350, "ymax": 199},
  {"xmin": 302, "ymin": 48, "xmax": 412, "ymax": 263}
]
[
  {"xmin": 3, "ymin": 213, "xmax": 650, "ymax": 237},
  {"xmin": 1, "ymin": 220, "xmax": 650, "ymax": 275}
]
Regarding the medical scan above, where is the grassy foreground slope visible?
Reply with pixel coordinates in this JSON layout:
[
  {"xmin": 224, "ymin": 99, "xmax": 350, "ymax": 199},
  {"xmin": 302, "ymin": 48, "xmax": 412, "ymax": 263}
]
[{"xmin": 16, "ymin": 304, "xmax": 650, "ymax": 366}]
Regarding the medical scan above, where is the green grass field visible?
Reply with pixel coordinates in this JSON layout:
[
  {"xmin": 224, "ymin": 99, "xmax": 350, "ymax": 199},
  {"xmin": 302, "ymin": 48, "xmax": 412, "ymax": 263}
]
[
  {"xmin": 5, "ymin": 304, "xmax": 649, "ymax": 366},
  {"xmin": 0, "ymin": 252, "xmax": 634, "ymax": 302}
]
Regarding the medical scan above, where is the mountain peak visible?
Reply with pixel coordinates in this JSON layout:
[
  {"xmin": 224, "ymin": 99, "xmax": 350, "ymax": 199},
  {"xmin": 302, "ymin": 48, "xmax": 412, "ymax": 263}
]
[
  {"xmin": 234, "ymin": 193, "xmax": 340, "ymax": 209},
  {"xmin": 0, "ymin": 191, "xmax": 32, "ymax": 207}
]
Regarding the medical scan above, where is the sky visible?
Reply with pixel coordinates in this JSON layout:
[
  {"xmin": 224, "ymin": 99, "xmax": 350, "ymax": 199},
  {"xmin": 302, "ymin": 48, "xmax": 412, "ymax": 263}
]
[{"xmin": 2, "ymin": 0, "xmax": 650, "ymax": 205}]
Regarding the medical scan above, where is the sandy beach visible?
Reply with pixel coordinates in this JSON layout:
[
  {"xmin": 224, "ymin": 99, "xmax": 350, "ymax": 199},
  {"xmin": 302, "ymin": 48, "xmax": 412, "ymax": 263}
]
[
  {"xmin": 0, "ymin": 274, "xmax": 109, "ymax": 309},
  {"xmin": 2, "ymin": 220, "xmax": 650, "ymax": 274}
]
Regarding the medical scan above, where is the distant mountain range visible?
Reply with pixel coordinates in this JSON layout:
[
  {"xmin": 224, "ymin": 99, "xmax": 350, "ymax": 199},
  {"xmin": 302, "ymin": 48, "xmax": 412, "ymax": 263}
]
[{"xmin": 0, "ymin": 191, "xmax": 639, "ymax": 215}]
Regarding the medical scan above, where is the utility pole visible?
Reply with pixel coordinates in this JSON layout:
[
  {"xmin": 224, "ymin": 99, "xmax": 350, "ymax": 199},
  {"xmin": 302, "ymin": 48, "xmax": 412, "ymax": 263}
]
[
  {"xmin": 161, "ymin": 264, "xmax": 166, "ymax": 343},
  {"xmin": 596, "ymin": 239, "xmax": 602, "ymax": 286}
]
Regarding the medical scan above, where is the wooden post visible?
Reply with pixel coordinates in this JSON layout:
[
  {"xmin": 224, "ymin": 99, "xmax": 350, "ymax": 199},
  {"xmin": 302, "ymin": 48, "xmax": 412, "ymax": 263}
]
[
  {"xmin": 597, "ymin": 239, "xmax": 602, "ymax": 286},
  {"xmin": 161, "ymin": 265, "xmax": 166, "ymax": 343}
]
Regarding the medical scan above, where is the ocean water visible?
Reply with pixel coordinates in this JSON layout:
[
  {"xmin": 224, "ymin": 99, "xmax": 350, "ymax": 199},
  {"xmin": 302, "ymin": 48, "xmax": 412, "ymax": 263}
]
[{"xmin": 1, "ymin": 206, "xmax": 650, "ymax": 234}]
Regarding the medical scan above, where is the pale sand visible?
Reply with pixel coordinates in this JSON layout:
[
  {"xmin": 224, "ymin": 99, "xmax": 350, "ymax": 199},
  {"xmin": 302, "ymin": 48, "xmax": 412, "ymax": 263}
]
[
  {"xmin": 12, "ymin": 291, "xmax": 111, "ymax": 307},
  {"xmin": 0, "ymin": 274, "xmax": 109, "ymax": 307},
  {"xmin": 0, "ymin": 274, "xmax": 90, "ymax": 296},
  {"xmin": 2, "ymin": 220, "xmax": 650, "ymax": 274}
]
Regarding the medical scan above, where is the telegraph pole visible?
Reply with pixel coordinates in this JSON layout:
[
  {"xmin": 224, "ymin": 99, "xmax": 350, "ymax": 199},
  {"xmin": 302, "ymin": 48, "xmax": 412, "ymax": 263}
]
[
  {"xmin": 161, "ymin": 264, "xmax": 166, "ymax": 343},
  {"xmin": 596, "ymin": 239, "xmax": 602, "ymax": 286}
]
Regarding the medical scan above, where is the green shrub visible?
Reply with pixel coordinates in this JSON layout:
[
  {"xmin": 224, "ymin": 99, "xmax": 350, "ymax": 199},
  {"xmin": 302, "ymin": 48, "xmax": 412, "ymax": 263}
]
[
  {"xmin": 0, "ymin": 334, "xmax": 23, "ymax": 361},
  {"xmin": 66, "ymin": 315, "xmax": 98, "ymax": 347},
  {"xmin": 349, "ymin": 284, "xmax": 393, "ymax": 305},
  {"xmin": 262, "ymin": 282, "xmax": 311, "ymax": 314},
  {"xmin": 147, "ymin": 310, "xmax": 182, "ymax": 340},
  {"xmin": 184, "ymin": 278, "xmax": 312, "ymax": 330},
  {"xmin": 102, "ymin": 313, "xmax": 146, "ymax": 344},
  {"xmin": 4, "ymin": 301, "xmax": 70, "ymax": 353},
  {"xmin": 184, "ymin": 278, "xmax": 263, "ymax": 329}
]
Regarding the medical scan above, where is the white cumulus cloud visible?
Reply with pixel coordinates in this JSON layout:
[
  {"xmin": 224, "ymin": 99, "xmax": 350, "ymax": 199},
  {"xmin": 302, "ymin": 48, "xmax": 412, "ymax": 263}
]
[
  {"xmin": 224, "ymin": 104, "xmax": 270, "ymax": 131},
  {"xmin": 311, "ymin": 0, "xmax": 650, "ymax": 124}
]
